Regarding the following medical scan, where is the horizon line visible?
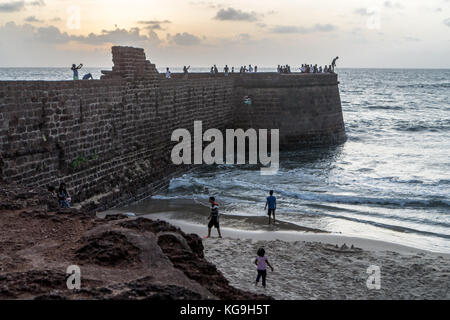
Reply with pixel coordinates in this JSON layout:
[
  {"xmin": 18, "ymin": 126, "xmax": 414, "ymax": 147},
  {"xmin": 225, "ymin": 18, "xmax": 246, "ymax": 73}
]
[{"xmin": 1, "ymin": 66, "xmax": 450, "ymax": 70}]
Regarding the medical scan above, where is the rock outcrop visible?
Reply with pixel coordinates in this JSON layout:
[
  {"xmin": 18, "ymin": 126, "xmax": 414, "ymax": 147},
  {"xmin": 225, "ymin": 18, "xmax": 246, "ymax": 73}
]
[{"xmin": 0, "ymin": 184, "xmax": 271, "ymax": 300}]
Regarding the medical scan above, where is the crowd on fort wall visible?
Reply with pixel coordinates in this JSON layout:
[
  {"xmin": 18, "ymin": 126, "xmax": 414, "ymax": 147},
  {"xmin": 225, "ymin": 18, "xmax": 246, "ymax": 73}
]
[{"xmin": 0, "ymin": 46, "xmax": 345, "ymax": 211}]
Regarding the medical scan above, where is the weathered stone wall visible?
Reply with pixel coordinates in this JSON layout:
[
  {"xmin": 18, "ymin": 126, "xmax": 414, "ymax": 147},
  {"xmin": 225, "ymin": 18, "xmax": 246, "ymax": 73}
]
[
  {"xmin": 233, "ymin": 73, "xmax": 346, "ymax": 147},
  {"xmin": 0, "ymin": 46, "xmax": 345, "ymax": 210}
]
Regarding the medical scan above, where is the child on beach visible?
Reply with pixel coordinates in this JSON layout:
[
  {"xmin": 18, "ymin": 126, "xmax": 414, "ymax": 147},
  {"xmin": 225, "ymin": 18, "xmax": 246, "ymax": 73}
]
[{"xmin": 254, "ymin": 248, "xmax": 274, "ymax": 288}]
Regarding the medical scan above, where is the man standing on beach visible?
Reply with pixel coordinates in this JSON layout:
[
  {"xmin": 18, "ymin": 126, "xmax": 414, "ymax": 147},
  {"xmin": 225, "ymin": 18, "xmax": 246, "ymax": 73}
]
[
  {"xmin": 207, "ymin": 196, "xmax": 222, "ymax": 238},
  {"xmin": 265, "ymin": 190, "xmax": 276, "ymax": 225}
]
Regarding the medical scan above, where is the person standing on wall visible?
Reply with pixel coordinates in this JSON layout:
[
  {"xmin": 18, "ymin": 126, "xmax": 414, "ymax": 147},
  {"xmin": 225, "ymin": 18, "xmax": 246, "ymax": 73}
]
[
  {"xmin": 183, "ymin": 65, "xmax": 190, "ymax": 78},
  {"xmin": 165, "ymin": 67, "xmax": 172, "ymax": 79},
  {"xmin": 264, "ymin": 190, "xmax": 277, "ymax": 225},
  {"xmin": 331, "ymin": 56, "xmax": 339, "ymax": 72},
  {"xmin": 71, "ymin": 63, "xmax": 83, "ymax": 80}
]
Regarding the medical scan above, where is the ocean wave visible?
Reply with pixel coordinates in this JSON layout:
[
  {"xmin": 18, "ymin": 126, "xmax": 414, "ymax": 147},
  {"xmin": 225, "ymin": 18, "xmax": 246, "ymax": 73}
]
[
  {"xmin": 366, "ymin": 105, "xmax": 404, "ymax": 110},
  {"xmin": 394, "ymin": 120, "xmax": 450, "ymax": 132},
  {"xmin": 397, "ymin": 82, "xmax": 450, "ymax": 89},
  {"xmin": 277, "ymin": 190, "xmax": 450, "ymax": 209}
]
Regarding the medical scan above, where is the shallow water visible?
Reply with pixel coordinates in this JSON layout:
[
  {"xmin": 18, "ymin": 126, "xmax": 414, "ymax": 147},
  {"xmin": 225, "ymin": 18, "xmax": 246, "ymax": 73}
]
[{"xmin": 137, "ymin": 69, "xmax": 450, "ymax": 254}]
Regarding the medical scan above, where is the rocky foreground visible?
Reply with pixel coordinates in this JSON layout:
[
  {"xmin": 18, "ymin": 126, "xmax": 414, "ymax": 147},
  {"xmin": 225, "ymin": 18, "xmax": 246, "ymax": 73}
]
[{"xmin": 0, "ymin": 184, "xmax": 271, "ymax": 300}]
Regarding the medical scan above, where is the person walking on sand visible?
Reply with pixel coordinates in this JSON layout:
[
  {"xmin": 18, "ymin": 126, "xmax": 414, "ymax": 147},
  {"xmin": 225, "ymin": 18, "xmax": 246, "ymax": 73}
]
[
  {"xmin": 206, "ymin": 196, "xmax": 222, "ymax": 238},
  {"xmin": 264, "ymin": 190, "xmax": 276, "ymax": 225},
  {"xmin": 254, "ymin": 248, "xmax": 274, "ymax": 288},
  {"xmin": 71, "ymin": 63, "xmax": 83, "ymax": 80}
]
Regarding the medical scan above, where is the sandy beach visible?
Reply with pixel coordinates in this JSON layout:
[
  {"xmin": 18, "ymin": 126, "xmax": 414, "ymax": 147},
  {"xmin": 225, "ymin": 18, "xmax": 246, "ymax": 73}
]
[{"xmin": 140, "ymin": 214, "xmax": 450, "ymax": 300}]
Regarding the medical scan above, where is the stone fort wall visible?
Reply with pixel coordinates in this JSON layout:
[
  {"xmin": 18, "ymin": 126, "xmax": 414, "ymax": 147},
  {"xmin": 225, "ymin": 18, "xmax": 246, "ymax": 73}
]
[{"xmin": 0, "ymin": 46, "xmax": 345, "ymax": 211}]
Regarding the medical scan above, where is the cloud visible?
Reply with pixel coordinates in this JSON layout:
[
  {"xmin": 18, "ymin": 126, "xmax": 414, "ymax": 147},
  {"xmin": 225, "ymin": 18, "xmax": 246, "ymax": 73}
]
[
  {"xmin": 0, "ymin": 0, "xmax": 44, "ymax": 13},
  {"xmin": 444, "ymin": 18, "xmax": 450, "ymax": 27},
  {"xmin": 403, "ymin": 36, "xmax": 421, "ymax": 42},
  {"xmin": 0, "ymin": 1, "xmax": 25, "ymax": 12},
  {"xmin": 29, "ymin": 0, "xmax": 45, "ymax": 6},
  {"xmin": 189, "ymin": 1, "xmax": 222, "ymax": 9},
  {"xmin": 25, "ymin": 15, "xmax": 44, "ymax": 23},
  {"xmin": 214, "ymin": 7, "xmax": 257, "ymax": 22},
  {"xmin": 137, "ymin": 20, "xmax": 171, "ymax": 31},
  {"xmin": 269, "ymin": 24, "xmax": 337, "ymax": 34},
  {"xmin": 354, "ymin": 8, "xmax": 376, "ymax": 16},
  {"xmin": 0, "ymin": 21, "xmax": 163, "ymax": 47},
  {"xmin": 166, "ymin": 32, "xmax": 202, "ymax": 46},
  {"xmin": 383, "ymin": 1, "xmax": 403, "ymax": 9}
]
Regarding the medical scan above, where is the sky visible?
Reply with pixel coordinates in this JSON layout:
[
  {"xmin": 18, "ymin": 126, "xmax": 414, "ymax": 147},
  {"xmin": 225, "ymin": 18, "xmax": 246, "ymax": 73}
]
[{"xmin": 0, "ymin": 0, "xmax": 449, "ymax": 68}]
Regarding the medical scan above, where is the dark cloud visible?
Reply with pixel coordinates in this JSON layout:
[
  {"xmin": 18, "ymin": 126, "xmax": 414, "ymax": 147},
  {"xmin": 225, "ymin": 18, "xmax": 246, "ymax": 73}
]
[
  {"xmin": 25, "ymin": 15, "xmax": 44, "ymax": 23},
  {"xmin": 0, "ymin": 21, "xmax": 206, "ymax": 49},
  {"xmin": 0, "ymin": 1, "xmax": 25, "ymax": 12},
  {"xmin": 74, "ymin": 27, "xmax": 162, "ymax": 47},
  {"xmin": 0, "ymin": 0, "xmax": 44, "ymax": 13},
  {"xmin": 166, "ymin": 32, "xmax": 202, "ymax": 46},
  {"xmin": 269, "ymin": 24, "xmax": 337, "ymax": 34},
  {"xmin": 214, "ymin": 7, "xmax": 257, "ymax": 22},
  {"xmin": 0, "ymin": 22, "xmax": 162, "ymax": 47}
]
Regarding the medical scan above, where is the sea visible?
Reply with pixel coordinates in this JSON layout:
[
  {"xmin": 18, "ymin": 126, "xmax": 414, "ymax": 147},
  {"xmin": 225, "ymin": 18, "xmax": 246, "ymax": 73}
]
[{"xmin": 1, "ymin": 67, "xmax": 449, "ymax": 253}]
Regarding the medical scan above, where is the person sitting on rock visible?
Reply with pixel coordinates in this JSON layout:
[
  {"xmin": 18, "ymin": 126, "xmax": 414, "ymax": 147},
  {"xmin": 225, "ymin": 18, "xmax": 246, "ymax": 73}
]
[{"xmin": 57, "ymin": 182, "xmax": 71, "ymax": 208}]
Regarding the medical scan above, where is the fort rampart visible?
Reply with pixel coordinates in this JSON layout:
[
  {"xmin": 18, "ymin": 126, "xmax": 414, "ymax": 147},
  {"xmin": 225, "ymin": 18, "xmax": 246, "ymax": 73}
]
[{"xmin": 0, "ymin": 46, "xmax": 346, "ymax": 210}]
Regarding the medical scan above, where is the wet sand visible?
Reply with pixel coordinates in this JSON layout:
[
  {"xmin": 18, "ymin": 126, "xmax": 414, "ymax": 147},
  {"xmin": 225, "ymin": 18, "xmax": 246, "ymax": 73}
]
[{"xmin": 138, "ymin": 214, "xmax": 450, "ymax": 300}]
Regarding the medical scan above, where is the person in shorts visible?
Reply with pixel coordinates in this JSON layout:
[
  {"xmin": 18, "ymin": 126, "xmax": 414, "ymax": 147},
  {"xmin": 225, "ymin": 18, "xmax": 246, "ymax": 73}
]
[
  {"xmin": 264, "ymin": 190, "xmax": 276, "ymax": 225},
  {"xmin": 207, "ymin": 196, "xmax": 222, "ymax": 238}
]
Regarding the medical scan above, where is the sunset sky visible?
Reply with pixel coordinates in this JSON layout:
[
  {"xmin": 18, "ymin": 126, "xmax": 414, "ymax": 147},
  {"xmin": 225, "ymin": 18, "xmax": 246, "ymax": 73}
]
[{"xmin": 0, "ymin": 0, "xmax": 449, "ymax": 68}]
